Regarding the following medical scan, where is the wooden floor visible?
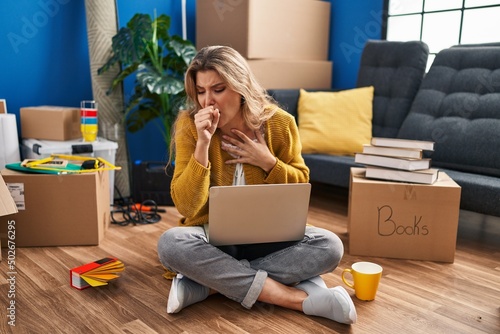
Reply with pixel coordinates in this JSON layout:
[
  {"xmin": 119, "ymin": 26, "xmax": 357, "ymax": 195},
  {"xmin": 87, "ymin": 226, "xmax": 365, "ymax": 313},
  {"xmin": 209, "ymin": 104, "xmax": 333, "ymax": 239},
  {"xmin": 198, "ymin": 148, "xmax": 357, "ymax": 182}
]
[{"xmin": 1, "ymin": 183, "xmax": 499, "ymax": 333}]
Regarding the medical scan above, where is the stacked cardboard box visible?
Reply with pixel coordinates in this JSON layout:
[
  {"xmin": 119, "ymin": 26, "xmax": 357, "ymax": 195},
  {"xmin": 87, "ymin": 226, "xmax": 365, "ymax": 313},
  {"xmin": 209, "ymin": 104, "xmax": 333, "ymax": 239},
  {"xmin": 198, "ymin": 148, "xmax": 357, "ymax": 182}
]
[
  {"xmin": 196, "ymin": 0, "xmax": 332, "ymax": 89},
  {"xmin": 0, "ymin": 107, "xmax": 117, "ymax": 247},
  {"xmin": 19, "ymin": 106, "xmax": 118, "ymax": 202},
  {"xmin": 20, "ymin": 106, "xmax": 82, "ymax": 141}
]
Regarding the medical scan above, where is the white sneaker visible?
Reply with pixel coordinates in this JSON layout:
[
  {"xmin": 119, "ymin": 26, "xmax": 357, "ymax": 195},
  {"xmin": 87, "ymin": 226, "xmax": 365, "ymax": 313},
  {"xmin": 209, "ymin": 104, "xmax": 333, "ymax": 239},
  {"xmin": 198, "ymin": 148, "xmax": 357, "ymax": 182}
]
[
  {"xmin": 330, "ymin": 286, "xmax": 357, "ymax": 324},
  {"xmin": 307, "ymin": 275, "xmax": 328, "ymax": 288},
  {"xmin": 167, "ymin": 274, "xmax": 209, "ymax": 314},
  {"xmin": 296, "ymin": 281, "xmax": 357, "ymax": 324}
]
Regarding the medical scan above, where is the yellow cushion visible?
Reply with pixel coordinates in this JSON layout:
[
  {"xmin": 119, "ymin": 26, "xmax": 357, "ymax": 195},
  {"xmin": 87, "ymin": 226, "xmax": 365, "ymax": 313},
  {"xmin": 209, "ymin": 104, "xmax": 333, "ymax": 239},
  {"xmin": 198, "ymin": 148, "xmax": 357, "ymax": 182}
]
[{"xmin": 298, "ymin": 87, "xmax": 374, "ymax": 156}]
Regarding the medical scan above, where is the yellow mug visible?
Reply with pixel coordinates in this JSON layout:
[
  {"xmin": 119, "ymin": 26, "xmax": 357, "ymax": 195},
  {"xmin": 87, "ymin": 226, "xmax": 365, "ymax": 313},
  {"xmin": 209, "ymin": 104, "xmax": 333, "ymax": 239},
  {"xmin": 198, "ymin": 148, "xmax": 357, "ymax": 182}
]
[{"xmin": 342, "ymin": 262, "xmax": 383, "ymax": 301}]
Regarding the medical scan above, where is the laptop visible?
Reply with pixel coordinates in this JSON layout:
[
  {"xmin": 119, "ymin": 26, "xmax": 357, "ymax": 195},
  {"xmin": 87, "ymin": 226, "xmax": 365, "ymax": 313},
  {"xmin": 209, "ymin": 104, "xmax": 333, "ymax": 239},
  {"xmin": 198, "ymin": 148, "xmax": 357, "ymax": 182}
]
[{"xmin": 207, "ymin": 183, "xmax": 311, "ymax": 246}]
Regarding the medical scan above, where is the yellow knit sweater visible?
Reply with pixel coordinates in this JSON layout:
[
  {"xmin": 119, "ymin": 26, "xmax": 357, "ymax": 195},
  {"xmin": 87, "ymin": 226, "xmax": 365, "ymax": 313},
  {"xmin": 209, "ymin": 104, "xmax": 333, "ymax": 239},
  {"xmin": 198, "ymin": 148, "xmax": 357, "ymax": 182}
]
[{"xmin": 171, "ymin": 106, "xmax": 310, "ymax": 226}]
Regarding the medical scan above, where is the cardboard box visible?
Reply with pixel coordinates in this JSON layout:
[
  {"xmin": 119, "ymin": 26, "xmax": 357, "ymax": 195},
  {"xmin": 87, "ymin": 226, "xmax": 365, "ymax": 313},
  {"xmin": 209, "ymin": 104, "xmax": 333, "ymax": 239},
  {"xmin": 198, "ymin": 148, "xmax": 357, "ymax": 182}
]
[
  {"xmin": 248, "ymin": 59, "xmax": 332, "ymax": 89},
  {"xmin": 0, "ymin": 174, "xmax": 18, "ymax": 260},
  {"xmin": 0, "ymin": 169, "xmax": 110, "ymax": 247},
  {"xmin": 21, "ymin": 137, "xmax": 118, "ymax": 202},
  {"xmin": 196, "ymin": 0, "xmax": 331, "ymax": 60},
  {"xmin": 21, "ymin": 106, "xmax": 81, "ymax": 141},
  {"xmin": 0, "ymin": 99, "xmax": 7, "ymax": 114},
  {"xmin": 348, "ymin": 168, "xmax": 461, "ymax": 262}
]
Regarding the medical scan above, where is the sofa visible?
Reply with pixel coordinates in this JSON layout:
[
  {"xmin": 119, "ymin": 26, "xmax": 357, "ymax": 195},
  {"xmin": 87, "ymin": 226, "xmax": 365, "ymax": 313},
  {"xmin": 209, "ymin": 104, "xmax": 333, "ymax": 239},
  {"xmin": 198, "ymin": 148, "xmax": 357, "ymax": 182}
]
[{"xmin": 268, "ymin": 41, "xmax": 500, "ymax": 218}]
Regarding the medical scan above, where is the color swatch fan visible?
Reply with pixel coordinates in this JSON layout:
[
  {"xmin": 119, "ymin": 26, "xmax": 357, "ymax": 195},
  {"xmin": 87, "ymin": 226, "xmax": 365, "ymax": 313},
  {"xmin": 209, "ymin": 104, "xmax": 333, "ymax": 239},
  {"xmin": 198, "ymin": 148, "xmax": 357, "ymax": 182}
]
[{"xmin": 70, "ymin": 257, "xmax": 125, "ymax": 290}]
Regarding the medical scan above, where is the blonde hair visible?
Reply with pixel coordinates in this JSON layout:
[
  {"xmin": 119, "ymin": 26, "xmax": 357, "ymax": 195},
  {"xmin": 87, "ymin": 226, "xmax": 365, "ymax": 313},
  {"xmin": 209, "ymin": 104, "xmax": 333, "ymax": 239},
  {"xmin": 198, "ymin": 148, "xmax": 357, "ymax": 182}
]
[
  {"xmin": 168, "ymin": 46, "xmax": 277, "ymax": 165},
  {"xmin": 185, "ymin": 45, "xmax": 277, "ymax": 127}
]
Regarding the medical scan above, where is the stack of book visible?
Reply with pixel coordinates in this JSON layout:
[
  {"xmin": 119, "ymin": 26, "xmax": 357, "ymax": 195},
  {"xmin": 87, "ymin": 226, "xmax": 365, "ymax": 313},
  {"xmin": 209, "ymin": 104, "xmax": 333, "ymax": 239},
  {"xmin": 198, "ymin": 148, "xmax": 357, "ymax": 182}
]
[{"xmin": 354, "ymin": 137, "xmax": 439, "ymax": 184}]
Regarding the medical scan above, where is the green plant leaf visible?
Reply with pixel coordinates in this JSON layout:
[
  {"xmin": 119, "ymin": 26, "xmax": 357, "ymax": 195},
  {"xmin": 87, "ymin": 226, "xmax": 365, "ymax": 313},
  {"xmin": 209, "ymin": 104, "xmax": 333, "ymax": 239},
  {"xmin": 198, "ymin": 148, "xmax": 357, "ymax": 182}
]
[
  {"xmin": 169, "ymin": 36, "xmax": 197, "ymax": 66},
  {"xmin": 112, "ymin": 14, "xmax": 152, "ymax": 65},
  {"xmin": 155, "ymin": 14, "xmax": 171, "ymax": 41},
  {"xmin": 126, "ymin": 103, "xmax": 162, "ymax": 133},
  {"xmin": 97, "ymin": 53, "xmax": 120, "ymax": 75},
  {"xmin": 106, "ymin": 63, "xmax": 139, "ymax": 95},
  {"xmin": 98, "ymin": 12, "xmax": 197, "ymax": 149},
  {"xmin": 137, "ymin": 64, "xmax": 184, "ymax": 95}
]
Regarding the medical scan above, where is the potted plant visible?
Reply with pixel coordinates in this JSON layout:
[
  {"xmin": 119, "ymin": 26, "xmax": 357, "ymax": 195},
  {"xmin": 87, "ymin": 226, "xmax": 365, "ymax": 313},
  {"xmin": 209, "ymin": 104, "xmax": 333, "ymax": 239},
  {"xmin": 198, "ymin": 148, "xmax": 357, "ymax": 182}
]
[
  {"xmin": 98, "ymin": 12, "xmax": 197, "ymax": 152},
  {"xmin": 98, "ymin": 13, "xmax": 197, "ymax": 205}
]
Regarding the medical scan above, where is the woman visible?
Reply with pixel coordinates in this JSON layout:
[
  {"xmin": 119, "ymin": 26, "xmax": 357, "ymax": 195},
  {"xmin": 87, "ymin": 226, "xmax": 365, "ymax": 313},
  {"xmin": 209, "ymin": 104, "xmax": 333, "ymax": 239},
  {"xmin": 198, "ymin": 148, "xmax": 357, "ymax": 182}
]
[{"xmin": 157, "ymin": 45, "xmax": 356, "ymax": 325}]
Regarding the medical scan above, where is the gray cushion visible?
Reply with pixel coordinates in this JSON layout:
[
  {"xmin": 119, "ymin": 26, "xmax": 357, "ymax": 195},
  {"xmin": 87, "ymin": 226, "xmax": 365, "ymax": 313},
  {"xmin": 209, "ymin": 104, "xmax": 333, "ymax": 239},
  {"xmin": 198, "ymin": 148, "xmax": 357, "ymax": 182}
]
[
  {"xmin": 398, "ymin": 46, "xmax": 500, "ymax": 177},
  {"xmin": 268, "ymin": 89, "xmax": 300, "ymax": 119},
  {"xmin": 440, "ymin": 168, "xmax": 500, "ymax": 216},
  {"xmin": 303, "ymin": 154, "xmax": 363, "ymax": 188},
  {"xmin": 357, "ymin": 40, "xmax": 429, "ymax": 138}
]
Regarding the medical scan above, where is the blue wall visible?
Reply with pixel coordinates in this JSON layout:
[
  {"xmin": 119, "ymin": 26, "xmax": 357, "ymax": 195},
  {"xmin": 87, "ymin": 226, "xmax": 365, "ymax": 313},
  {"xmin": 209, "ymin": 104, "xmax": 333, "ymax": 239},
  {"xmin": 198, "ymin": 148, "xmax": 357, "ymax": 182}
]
[
  {"xmin": 1, "ymin": 0, "xmax": 92, "ymax": 130},
  {"xmin": 330, "ymin": 0, "xmax": 384, "ymax": 89},
  {"xmin": 0, "ymin": 0, "xmax": 382, "ymax": 163}
]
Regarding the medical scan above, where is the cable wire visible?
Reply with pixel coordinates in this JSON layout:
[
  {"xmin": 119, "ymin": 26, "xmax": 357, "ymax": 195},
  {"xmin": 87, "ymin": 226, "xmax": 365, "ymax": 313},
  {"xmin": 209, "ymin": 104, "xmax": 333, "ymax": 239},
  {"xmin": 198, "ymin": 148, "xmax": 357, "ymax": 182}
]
[{"xmin": 111, "ymin": 186, "xmax": 164, "ymax": 226}]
